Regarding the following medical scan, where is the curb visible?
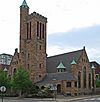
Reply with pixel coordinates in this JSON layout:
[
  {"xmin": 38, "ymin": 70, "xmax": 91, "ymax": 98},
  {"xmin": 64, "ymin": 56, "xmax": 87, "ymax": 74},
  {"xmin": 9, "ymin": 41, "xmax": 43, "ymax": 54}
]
[{"xmin": 56, "ymin": 95, "xmax": 100, "ymax": 102}]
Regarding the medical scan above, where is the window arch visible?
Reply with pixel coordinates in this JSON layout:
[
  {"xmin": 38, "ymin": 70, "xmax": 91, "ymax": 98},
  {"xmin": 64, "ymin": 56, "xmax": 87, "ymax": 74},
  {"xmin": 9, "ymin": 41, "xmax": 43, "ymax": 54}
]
[
  {"xmin": 78, "ymin": 71, "xmax": 81, "ymax": 88},
  {"xmin": 88, "ymin": 73, "xmax": 91, "ymax": 89},
  {"xmin": 83, "ymin": 66, "xmax": 86, "ymax": 88},
  {"xmin": 13, "ymin": 68, "xmax": 16, "ymax": 75}
]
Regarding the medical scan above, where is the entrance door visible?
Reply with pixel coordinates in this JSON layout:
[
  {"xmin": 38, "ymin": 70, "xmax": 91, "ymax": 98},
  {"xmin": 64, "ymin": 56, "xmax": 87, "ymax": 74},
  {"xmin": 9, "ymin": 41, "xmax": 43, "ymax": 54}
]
[{"xmin": 57, "ymin": 84, "xmax": 61, "ymax": 93}]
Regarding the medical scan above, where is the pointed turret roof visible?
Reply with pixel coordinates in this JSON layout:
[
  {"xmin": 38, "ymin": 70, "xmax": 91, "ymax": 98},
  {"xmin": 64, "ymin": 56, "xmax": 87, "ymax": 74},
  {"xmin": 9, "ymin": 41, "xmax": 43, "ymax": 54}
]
[
  {"xmin": 57, "ymin": 62, "xmax": 66, "ymax": 69},
  {"xmin": 21, "ymin": 0, "xmax": 28, "ymax": 8},
  {"xmin": 4, "ymin": 67, "xmax": 8, "ymax": 72},
  {"xmin": 71, "ymin": 59, "xmax": 77, "ymax": 65},
  {"xmin": 91, "ymin": 64, "xmax": 95, "ymax": 69}
]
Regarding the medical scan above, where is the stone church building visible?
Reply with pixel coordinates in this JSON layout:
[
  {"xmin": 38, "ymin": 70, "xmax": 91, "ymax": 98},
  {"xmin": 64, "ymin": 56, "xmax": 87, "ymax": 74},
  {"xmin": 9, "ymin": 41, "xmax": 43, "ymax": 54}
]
[{"xmin": 9, "ymin": 0, "xmax": 95, "ymax": 96}]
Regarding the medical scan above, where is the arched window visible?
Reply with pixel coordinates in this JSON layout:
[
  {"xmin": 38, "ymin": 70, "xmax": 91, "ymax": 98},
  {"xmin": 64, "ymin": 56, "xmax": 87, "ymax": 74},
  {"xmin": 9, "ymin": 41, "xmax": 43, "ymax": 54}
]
[
  {"xmin": 88, "ymin": 73, "xmax": 91, "ymax": 89},
  {"xmin": 13, "ymin": 68, "xmax": 16, "ymax": 75},
  {"xmin": 78, "ymin": 71, "xmax": 81, "ymax": 88},
  {"xmin": 83, "ymin": 67, "xmax": 86, "ymax": 88}
]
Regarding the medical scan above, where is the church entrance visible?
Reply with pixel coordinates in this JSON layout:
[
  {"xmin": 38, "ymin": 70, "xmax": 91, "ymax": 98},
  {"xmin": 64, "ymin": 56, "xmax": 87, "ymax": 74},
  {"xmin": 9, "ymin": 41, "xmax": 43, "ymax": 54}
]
[{"xmin": 57, "ymin": 84, "xmax": 61, "ymax": 93}]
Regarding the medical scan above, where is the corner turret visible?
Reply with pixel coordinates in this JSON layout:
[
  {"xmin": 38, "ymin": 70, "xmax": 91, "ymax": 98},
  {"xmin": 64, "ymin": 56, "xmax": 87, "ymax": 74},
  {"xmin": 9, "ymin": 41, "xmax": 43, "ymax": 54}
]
[{"xmin": 71, "ymin": 59, "xmax": 77, "ymax": 77}]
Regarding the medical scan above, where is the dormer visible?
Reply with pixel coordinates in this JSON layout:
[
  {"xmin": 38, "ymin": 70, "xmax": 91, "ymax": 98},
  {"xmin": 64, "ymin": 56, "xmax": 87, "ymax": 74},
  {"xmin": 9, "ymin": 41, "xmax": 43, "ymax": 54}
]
[{"xmin": 57, "ymin": 62, "xmax": 66, "ymax": 72}]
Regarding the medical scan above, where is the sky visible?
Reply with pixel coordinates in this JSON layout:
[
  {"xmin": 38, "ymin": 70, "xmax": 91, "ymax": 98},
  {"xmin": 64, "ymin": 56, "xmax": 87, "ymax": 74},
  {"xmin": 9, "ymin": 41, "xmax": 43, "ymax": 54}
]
[{"xmin": 0, "ymin": 0, "xmax": 100, "ymax": 63}]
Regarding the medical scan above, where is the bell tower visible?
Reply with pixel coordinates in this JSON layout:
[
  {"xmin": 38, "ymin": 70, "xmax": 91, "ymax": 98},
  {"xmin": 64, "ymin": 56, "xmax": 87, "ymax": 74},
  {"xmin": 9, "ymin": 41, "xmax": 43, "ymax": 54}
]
[{"xmin": 19, "ymin": 0, "xmax": 47, "ymax": 83}]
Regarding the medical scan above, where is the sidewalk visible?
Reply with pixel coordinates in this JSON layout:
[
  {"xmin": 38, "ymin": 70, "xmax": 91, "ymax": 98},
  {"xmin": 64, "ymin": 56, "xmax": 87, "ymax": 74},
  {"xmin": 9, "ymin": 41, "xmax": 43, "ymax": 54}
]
[
  {"xmin": 4, "ymin": 94, "xmax": 100, "ymax": 102},
  {"xmin": 22, "ymin": 94, "xmax": 100, "ymax": 102},
  {"xmin": 30, "ymin": 95, "xmax": 100, "ymax": 102},
  {"xmin": 56, "ymin": 94, "xmax": 100, "ymax": 102}
]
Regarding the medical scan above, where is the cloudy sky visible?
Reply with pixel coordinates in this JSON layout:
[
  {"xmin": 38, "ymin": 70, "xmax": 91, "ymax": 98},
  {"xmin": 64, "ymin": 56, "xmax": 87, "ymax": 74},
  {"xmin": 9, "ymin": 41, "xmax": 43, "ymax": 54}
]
[{"xmin": 0, "ymin": 0, "xmax": 100, "ymax": 63}]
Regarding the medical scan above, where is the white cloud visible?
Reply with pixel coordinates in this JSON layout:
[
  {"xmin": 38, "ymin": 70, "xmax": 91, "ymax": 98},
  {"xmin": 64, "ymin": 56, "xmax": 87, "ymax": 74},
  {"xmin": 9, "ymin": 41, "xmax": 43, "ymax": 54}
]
[
  {"xmin": 47, "ymin": 45, "xmax": 80, "ymax": 56},
  {"xmin": 29, "ymin": 0, "xmax": 100, "ymax": 34},
  {"xmin": 0, "ymin": 0, "xmax": 99, "ymax": 64},
  {"xmin": 87, "ymin": 48, "xmax": 100, "ymax": 63}
]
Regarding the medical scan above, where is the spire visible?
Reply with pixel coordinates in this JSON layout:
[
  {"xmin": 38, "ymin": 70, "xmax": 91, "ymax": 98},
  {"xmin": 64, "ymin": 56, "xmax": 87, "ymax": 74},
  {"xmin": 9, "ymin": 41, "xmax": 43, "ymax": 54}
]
[{"xmin": 21, "ymin": 0, "xmax": 29, "ymax": 8}]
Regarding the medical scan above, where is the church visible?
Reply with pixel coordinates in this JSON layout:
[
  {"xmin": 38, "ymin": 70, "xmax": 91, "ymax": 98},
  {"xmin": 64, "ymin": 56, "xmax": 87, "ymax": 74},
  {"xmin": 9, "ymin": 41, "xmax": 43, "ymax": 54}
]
[{"xmin": 9, "ymin": 0, "xmax": 95, "ymax": 96}]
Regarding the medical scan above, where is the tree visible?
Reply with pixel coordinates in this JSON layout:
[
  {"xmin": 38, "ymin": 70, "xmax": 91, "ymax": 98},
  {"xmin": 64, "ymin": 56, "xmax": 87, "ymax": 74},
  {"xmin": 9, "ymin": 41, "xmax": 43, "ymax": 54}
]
[
  {"xmin": 11, "ymin": 65, "xmax": 33, "ymax": 97},
  {"xmin": 0, "ymin": 70, "xmax": 10, "ymax": 89},
  {"xmin": 96, "ymin": 80, "xmax": 100, "ymax": 87},
  {"xmin": 96, "ymin": 74, "xmax": 100, "ymax": 87}
]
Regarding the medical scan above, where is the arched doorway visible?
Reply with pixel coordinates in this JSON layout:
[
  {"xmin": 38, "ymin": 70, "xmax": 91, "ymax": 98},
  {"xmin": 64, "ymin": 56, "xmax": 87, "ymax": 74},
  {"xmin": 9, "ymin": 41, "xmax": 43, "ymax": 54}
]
[{"xmin": 57, "ymin": 84, "xmax": 61, "ymax": 93}]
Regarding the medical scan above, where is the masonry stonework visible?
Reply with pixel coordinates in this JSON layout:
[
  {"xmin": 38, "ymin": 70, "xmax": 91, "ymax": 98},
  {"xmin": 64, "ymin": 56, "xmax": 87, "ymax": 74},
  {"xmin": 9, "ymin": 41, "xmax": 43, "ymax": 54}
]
[
  {"xmin": 10, "ymin": 0, "xmax": 95, "ymax": 96},
  {"xmin": 10, "ymin": 0, "xmax": 47, "ymax": 83}
]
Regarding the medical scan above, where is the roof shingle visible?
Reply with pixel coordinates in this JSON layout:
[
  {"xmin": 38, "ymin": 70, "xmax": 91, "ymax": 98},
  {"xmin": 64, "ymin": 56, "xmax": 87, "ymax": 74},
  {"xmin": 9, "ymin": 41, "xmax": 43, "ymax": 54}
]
[{"xmin": 47, "ymin": 49, "xmax": 83, "ymax": 73}]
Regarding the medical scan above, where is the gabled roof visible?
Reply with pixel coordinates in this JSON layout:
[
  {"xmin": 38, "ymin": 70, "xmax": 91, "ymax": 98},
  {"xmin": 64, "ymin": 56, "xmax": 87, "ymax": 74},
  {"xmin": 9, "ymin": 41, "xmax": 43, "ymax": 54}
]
[{"xmin": 47, "ymin": 49, "xmax": 84, "ymax": 73}]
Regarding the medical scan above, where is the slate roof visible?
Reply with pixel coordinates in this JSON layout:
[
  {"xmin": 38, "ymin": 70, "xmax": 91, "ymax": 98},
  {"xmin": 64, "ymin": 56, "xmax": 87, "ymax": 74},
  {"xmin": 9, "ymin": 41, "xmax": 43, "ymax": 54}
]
[
  {"xmin": 37, "ymin": 72, "xmax": 77, "ymax": 84},
  {"xmin": 47, "ymin": 49, "xmax": 84, "ymax": 73}
]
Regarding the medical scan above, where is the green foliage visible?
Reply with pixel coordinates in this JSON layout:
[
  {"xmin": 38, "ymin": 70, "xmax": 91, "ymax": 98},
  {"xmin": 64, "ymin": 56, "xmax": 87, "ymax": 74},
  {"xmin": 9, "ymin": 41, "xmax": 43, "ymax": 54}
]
[
  {"xmin": 11, "ymin": 65, "xmax": 33, "ymax": 95},
  {"xmin": 30, "ymin": 85, "xmax": 40, "ymax": 95},
  {"xmin": 28, "ymin": 85, "xmax": 53, "ymax": 98},
  {"xmin": 36, "ymin": 86, "xmax": 53, "ymax": 98},
  {"xmin": 96, "ymin": 80, "xmax": 100, "ymax": 87},
  {"xmin": 0, "ymin": 70, "xmax": 10, "ymax": 88}
]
